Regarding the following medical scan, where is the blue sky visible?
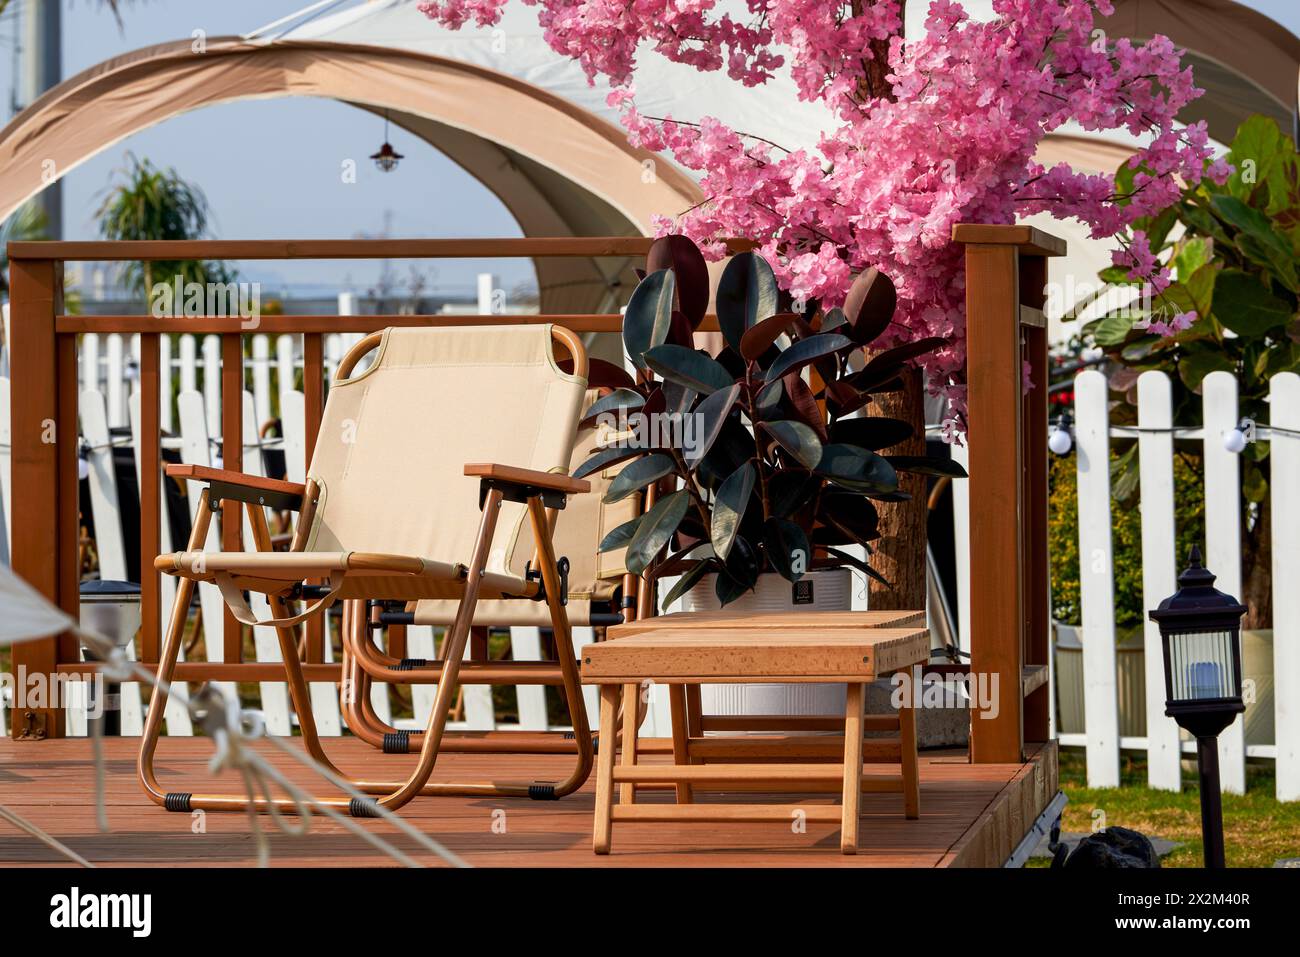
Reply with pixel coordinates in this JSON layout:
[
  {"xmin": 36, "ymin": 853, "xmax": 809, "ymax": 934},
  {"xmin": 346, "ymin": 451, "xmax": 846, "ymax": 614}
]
[{"xmin": 3, "ymin": 0, "xmax": 1299, "ymax": 299}]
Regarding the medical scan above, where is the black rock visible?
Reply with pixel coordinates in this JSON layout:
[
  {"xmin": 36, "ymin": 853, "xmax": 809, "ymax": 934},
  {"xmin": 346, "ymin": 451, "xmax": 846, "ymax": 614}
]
[{"xmin": 1059, "ymin": 826, "xmax": 1161, "ymax": 868}]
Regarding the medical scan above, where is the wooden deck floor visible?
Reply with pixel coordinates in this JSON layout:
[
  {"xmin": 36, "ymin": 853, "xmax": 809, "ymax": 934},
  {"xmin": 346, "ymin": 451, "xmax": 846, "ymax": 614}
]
[{"xmin": 0, "ymin": 737, "xmax": 1057, "ymax": 867}]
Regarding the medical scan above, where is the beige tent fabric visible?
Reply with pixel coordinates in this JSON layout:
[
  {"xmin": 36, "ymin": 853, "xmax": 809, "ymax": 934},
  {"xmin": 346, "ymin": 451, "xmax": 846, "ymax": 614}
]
[
  {"xmin": 1109, "ymin": 0, "xmax": 1300, "ymax": 143},
  {"xmin": 306, "ymin": 324, "xmax": 585, "ymax": 576},
  {"xmin": 0, "ymin": 37, "xmax": 701, "ymax": 242},
  {"xmin": 411, "ymin": 389, "xmax": 638, "ymax": 627}
]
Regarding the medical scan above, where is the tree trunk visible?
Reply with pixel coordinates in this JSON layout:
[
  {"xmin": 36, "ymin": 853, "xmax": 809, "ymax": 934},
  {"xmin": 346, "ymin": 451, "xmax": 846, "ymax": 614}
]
[{"xmin": 867, "ymin": 366, "xmax": 928, "ymax": 610}]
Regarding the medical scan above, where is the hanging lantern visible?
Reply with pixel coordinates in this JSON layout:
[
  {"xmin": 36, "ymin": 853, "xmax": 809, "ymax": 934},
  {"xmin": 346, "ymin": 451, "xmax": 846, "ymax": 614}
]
[{"xmin": 370, "ymin": 110, "xmax": 404, "ymax": 172}]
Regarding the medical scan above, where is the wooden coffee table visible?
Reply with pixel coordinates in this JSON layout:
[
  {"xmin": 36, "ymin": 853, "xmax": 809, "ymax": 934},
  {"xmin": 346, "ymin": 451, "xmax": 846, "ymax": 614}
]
[{"xmin": 580, "ymin": 610, "xmax": 929, "ymax": 855}]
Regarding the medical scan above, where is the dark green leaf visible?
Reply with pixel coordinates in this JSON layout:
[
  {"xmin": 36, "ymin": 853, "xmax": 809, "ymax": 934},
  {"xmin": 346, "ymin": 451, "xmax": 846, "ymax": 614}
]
[
  {"xmin": 716, "ymin": 251, "xmax": 779, "ymax": 352},
  {"xmin": 886, "ymin": 455, "xmax": 968, "ymax": 478},
  {"xmin": 819, "ymin": 306, "xmax": 848, "ymax": 333},
  {"xmin": 643, "ymin": 344, "xmax": 735, "ymax": 394},
  {"xmin": 755, "ymin": 378, "xmax": 784, "ymax": 417},
  {"xmin": 604, "ymin": 453, "xmax": 677, "ymax": 503},
  {"xmin": 660, "ymin": 558, "xmax": 718, "ymax": 608},
  {"xmin": 581, "ymin": 388, "xmax": 644, "ymax": 426},
  {"xmin": 623, "ymin": 268, "xmax": 676, "ymax": 369},
  {"xmin": 696, "ymin": 417, "xmax": 753, "ymax": 488},
  {"xmin": 574, "ymin": 444, "xmax": 645, "ymax": 479},
  {"xmin": 769, "ymin": 469, "xmax": 816, "ymax": 518},
  {"xmin": 1212, "ymin": 269, "xmax": 1292, "ymax": 337},
  {"xmin": 762, "ymin": 518, "xmax": 810, "ymax": 582},
  {"xmin": 625, "ymin": 489, "xmax": 690, "ymax": 575},
  {"xmin": 760, "ymin": 420, "xmax": 823, "ymax": 469},
  {"xmin": 685, "ymin": 382, "xmax": 742, "ymax": 467},
  {"xmin": 711, "ymin": 461, "xmax": 755, "ymax": 560},
  {"xmin": 817, "ymin": 494, "xmax": 879, "ymax": 543},
  {"xmin": 764, "ymin": 334, "xmax": 854, "ymax": 383},
  {"xmin": 598, "ymin": 517, "xmax": 641, "ymax": 552},
  {"xmin": 717, "ymin": 535, "xmax": 760, "ymax": 603},
  {"xmin": 1178, "ymin": 350, "xmax": 1236, "ymax": 391},
  {"xmin": 829, "ymin": 416, "xmax": 912, "ymax": 451},
  {"xmin": 823, "ymin": 546, "xmax": 890, "ymax": 587},
  {"xmin": 815, "ymin": 443, "xmax": 898, "ymax": 494}
]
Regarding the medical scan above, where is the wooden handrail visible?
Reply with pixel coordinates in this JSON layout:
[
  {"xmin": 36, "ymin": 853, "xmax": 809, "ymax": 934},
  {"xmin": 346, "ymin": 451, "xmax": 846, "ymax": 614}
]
[
  {"xmin": 7, "ymin": 236, "xmax": 757, "ymax": 261},
  {"xmin": 54, "ymin": 314, "xmax": 721, "ymax": 334}
]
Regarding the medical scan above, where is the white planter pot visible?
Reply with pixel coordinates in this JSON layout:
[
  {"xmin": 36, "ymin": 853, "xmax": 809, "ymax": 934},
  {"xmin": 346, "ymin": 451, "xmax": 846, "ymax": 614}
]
[{"xmin": 681, "ymin": 568, "xmax": 852, "ymax": 720}]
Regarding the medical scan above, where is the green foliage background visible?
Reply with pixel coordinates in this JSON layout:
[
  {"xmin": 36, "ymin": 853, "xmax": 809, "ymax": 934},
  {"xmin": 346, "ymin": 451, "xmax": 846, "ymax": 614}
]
[{"xmin": 1049, "ymin": 450, "xmax": 1206, "ymax": 628}]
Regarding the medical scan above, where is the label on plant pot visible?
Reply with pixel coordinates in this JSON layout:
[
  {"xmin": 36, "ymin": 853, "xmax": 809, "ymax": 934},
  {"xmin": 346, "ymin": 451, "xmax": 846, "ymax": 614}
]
[{"xmin": 792, "ymin": 580, "xmax": 814, "ymax": 605}]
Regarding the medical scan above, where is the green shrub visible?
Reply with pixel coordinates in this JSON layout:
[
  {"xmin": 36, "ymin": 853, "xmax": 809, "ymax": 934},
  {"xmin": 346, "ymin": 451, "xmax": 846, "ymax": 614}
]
[{"xmin": 1050, "ymin": 449, "xmax": 1206, "ymax": 628}]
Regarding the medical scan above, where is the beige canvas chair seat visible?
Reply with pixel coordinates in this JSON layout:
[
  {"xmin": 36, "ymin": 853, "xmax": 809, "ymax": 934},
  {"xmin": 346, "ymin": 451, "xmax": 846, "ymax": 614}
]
[{"xmin": 156, "ymin": 549, "xmax": 537, "ymax": 603}]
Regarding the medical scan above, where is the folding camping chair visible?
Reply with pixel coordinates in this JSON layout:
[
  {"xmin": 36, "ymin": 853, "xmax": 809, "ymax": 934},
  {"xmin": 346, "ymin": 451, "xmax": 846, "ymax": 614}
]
[
  {"xmin": 138, "ymin": 324, "xmax": 594, "ymax": 816},
  {"xmin": 340, "ymin": 388, "xmax": 645, "ymax": 755}
]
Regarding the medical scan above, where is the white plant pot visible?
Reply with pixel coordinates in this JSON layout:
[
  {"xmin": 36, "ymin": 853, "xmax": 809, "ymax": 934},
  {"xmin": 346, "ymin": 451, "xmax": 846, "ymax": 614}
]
[{"xmin": 681, "ymin": 568, "xmax": 852, "ymax": 720}]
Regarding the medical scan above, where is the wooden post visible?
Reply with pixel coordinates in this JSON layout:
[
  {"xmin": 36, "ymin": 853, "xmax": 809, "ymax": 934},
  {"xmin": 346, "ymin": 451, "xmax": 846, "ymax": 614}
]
[
  {"xmin": 221, "ymin": 333, "xmax": 243, "ymax": 664},
  {"xmin": 9, "ymin": 259, "xmax": 69, "ymax": 738},
  {"xmin": 954, "ymin": 224, "xmax": 1064, "ymax": 764},
  {"xmin": 303, "ymin": 333, "xmax": 324, "ymax": 665}
]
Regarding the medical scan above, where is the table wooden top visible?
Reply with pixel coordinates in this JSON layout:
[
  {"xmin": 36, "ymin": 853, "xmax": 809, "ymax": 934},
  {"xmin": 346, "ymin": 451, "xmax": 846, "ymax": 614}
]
[
  {"xmin": 582, "ymin": 625, "xmax": 929, "ymax": 684},
  {"xmin": 608, "ymin": 609, "xmax": 925, "ymax": 639}
]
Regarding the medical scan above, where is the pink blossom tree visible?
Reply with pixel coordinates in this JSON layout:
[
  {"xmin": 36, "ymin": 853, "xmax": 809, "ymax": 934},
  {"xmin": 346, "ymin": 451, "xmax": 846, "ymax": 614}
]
[
  {"xmin": 419, "ymin": 0, "xmax": 1222, "ymax": 606},
  {"xmin": 419, "ymin": 0, "xmax": 1223, "ymax": 429}
]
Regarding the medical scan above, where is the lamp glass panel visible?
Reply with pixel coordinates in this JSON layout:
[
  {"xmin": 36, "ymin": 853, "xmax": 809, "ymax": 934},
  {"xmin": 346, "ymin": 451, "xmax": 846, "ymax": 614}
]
[{"xmin": 1168, "ymin": 629, "xmax": 1236, "ymax": 701}]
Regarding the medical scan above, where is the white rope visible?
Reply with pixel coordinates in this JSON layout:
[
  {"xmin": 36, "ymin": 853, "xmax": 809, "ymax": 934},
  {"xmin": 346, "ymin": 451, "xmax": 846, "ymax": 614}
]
[
  {"xmin": 73, "ymin": 628, "xmax": 468, "ymax": 868},
  {"xmin": 0, "ymin": 804, "xmax": 95, "ymax": 868},
  {"xmin": 263, "ymin": 734, "xmax": 471, "ymax": 868}
]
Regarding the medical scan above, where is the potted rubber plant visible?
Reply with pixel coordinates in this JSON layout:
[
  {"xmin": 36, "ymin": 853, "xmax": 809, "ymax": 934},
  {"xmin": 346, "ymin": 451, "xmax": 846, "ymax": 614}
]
[{"xmin": 576, "ymin": 234, "xmax": 962, "ymax": 633}]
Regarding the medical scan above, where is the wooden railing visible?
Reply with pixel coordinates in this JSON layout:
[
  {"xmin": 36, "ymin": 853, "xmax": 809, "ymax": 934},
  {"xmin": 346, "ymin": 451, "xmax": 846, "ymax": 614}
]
[
  {"xmin": 5, "ymin": 237, "xmax": 687, "ymax": 740},
  {"xmin": 7, "ymin": 227, "xmax": 1060, "ymax": 759}
]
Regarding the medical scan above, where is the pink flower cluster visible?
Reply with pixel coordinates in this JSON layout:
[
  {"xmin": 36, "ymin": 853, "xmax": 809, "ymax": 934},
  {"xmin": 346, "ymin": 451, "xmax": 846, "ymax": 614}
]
[{"xmin": 418, "ymin": 0, "xmax": 1218, "ymax": 428}]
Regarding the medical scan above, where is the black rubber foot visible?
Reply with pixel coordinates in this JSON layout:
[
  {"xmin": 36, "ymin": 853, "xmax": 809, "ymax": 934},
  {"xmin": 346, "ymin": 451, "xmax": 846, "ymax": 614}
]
[
  {"xmin": 163, "ymin": 792, "xmax": 192, "ymax": 813},
  {"xmin": 349, "ymin": 797, "xmax": 380, "ymax": 818},
  {"xmin": 382, "ymin": 731, "xmax": 410, "ymax": 754},
  {"xmin": 390, "ymin": 658, "xmax": 428, "ymax": 672},
  {"xmin": 528, "ymin": 784, "xmax": 558, "ymax": 801}
]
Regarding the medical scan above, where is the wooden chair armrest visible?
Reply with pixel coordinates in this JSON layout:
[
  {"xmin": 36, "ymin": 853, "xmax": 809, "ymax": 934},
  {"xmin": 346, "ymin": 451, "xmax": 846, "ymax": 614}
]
[
  {"xmin": 165, "ymin": 464, "xmax": 306, "ymax": 510},
  {"xmin": 464, "ymin": 463, "xmax": 590, "ymax": 496}
]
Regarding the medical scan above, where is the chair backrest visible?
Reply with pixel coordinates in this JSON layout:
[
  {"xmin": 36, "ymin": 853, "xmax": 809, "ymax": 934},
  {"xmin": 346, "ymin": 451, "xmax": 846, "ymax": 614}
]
[
  {"xmin": 409, "ymin": 388, "xmax": 640, "ymax": 627},
  {"xmin": 303, "ymin": 325, "xmax": 586, "ymax": 574}
]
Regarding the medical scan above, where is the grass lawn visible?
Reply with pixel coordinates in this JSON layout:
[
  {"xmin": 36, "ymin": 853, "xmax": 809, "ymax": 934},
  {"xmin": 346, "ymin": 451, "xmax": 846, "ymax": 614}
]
[{"xmin": 1044, "ymin": 747, "xmax": 1300, "ymax": 868}]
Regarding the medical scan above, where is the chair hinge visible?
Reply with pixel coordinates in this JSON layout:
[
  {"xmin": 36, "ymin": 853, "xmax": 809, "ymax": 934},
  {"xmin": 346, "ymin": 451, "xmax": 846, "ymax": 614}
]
[{"xmin": 525, "ymin": 556, "xmax": 570, "ymax": 606}]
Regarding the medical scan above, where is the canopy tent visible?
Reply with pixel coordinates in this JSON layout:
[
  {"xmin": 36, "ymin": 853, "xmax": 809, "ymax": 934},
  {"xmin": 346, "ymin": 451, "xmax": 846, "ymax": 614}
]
[{"xmin": 0, "ymin": 0, "xmax": 1295, "ymax": 319}]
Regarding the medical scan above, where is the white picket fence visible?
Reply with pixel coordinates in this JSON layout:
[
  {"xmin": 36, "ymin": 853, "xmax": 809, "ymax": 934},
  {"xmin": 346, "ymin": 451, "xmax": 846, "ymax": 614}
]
[
  {"xmin": 0, "ymin": 329, "xmax": 605, "ymax": 741},
  {"xmin": 1058, "ymin": 369, "xmax": 1298, "ymax": 801}
]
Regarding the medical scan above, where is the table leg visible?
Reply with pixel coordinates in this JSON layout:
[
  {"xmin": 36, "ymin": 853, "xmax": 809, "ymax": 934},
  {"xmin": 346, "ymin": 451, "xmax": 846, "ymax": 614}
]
[
  {"xmin": 619, "ymin": 682, "xmax": 639, "ymax": 804},
  {"xmin": 840, "ymin": 682, "xmax": 865, "ymax": 854},
  {"xmin": 900, "ymin": 667, "xmax": 920, "ymax": 819},
  {"xmin": 594, "ymin": 684, "xmax": 618, "ymax": 854},
  {"xmin": 668, "ymin": 684, "xmax": 694, "ymax": 804}
]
